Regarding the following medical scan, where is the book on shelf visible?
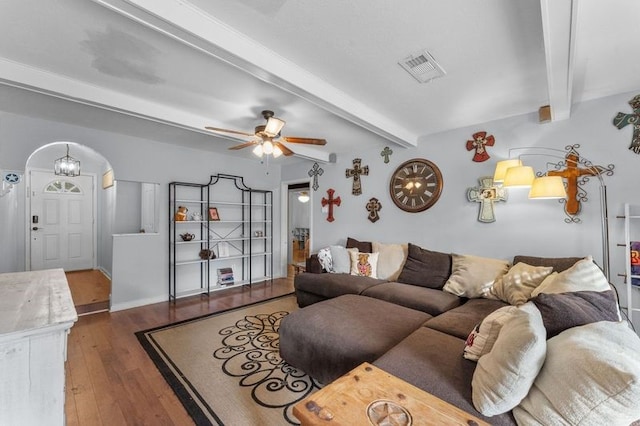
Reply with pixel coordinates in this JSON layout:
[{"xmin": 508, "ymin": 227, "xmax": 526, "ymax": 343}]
[
  {"xmin": 631, "ymin": 241, "xmax": 640, "ymax": 287},
  {"xmin": 217, "ymin": 267, "xmax": 234, "ymax": 286}
]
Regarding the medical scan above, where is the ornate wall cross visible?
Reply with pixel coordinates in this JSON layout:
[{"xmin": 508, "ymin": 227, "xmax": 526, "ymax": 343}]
[
  {"xmin": 345, "ymin": 158, "xmax": 369, "ymax": 195},
  {"xmin": 366, "ymin": 197, "xmax": 382, "ymax": 223},
  {"xmin": 613, "ymin": 94, "xmax": 640, "ymax": 154},
  {"xmin": 380, "ymin": 147, "xmax": 393, "ymax": 163},
  {"xmin": 308, "ymin": 162, "xmax": 324, "ymax": 191},
  {"xmin": 321, "ymin": 188, "xmax": 341, "ymax": 222},
  {"xmin": 467, "ymin": 176, "xmax": 507, "ymax": 223},
  {"xmin": 465, "ymin": 131, "xmax": 495, "ymax": 162}
]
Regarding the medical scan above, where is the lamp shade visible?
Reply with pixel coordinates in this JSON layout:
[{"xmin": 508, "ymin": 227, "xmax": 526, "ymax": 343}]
[
  {"xmin": 503, "ymin": 165, "xmax": 535, "ymax": 187},
  {"xmin": 264, "ymin": 117, "xmax": 285, "ymax": 137},
  {"xmin": 493, "ymin": 159, "xmax": 522, "ymax": 183},
  {"xmin": 528, "ymin": 176, "xmax": 567, "ymax": 199}
]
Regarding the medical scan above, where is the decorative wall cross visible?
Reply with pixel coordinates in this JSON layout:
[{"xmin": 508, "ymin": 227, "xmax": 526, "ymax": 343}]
[
  {"xmin": 380, "ymin": 147, "xmax": 393, "ymax": 163},
  {"xmin": 467, "ymin": 177, "xmax": 507, "ymax": 223},
  {"xmin": 613, "ymin": 94, "xmax": 640, "ymax": 154},
  {"xmin": 345, "ymin": 158, "xmax": 369, "ymax": 195},
  {"xmin": 366, "ymin": 197, "xmax": 382, "ymax": 223},
  {"xmin": 465, "ymin": 131, "xmax": 495, "ymax": 162},
  {"xmin": 321, "ymin": 188, "xmax": 341, "ymax": 222},
  {"xmin": 546, "ymin": 145, "xmax": 614, "ymax": 221},
  {"xmin": 308, "ymin": 162, "xmax": 324, "ymax": 191}
]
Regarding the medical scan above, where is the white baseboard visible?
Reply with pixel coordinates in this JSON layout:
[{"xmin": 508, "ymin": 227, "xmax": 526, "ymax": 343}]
[{"xmin": 109, "ymin": 294, "xmax": 167, "ymax": 312}]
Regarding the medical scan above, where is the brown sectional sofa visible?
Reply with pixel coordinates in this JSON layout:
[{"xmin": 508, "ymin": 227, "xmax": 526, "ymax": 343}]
[{"xmin": 279, "ymin": 246, "xmax": 606, "ymax": 425}]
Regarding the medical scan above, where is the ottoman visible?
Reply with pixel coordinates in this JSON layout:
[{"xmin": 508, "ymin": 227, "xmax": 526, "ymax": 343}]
[{"xmin": 279, "ymin": 294, "xmax": 432, "ymax": 384}]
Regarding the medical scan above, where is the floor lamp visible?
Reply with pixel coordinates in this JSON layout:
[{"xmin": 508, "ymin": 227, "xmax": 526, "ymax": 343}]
[{"xmin": 493, "ymin": 147, "xmax": 611, "ymax": 282}]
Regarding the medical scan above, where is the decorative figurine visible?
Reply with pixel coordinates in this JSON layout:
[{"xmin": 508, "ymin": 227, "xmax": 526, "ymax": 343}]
[
  {"xmin": 466, "ymin": 131, "xmax": 495, "ymax": 162},
  {"xmin": 174, "ymin": 206, "xmax": 188, "ymax": 221}
]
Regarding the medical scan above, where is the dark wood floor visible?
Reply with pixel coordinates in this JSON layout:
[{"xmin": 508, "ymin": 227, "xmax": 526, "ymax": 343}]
[
  {"xmin": 65, "ymin": 269, "xmax": 111, "ymax": 315},
  {"xmin": 64, "ymin": 274, "xmax": 295, "ymax": 425}
]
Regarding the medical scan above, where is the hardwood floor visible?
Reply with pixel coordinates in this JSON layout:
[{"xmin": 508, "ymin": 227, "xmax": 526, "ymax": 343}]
[
  {"xmin": 64, "ymin": 275, "xmax": 295, "ymax": 425},
  {"xmin": 65, "ymin": 269, "xmax": 111, "ymax": 315}
]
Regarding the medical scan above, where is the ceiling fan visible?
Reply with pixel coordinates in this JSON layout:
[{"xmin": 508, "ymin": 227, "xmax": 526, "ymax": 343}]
[{"xmin": 205, "ymin": 110, "xmax": 327, "ymax": 158}]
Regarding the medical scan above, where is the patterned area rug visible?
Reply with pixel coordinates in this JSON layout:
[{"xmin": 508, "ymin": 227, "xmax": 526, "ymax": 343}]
[{"xmin": 136, "ymin": 295, "xmax": 320, "ymax": 425}]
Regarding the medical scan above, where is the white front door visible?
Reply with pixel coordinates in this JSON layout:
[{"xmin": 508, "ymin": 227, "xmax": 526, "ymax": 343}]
[{"xmin": 30, "ymin": 170, "xmax": 95, "ymax": 271}]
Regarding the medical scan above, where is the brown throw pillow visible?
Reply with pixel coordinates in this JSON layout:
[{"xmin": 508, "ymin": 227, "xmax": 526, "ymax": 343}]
[
  {"xmin": 512, "ymin": 255, "xmax": 583, "ymax": 273},
  {"xmin": 346, "ymin": 237, "xmax": 372, "ymax": 254},
  {"xmin": 531, "ymin": 290, "xmax": 619, "ymax": 338},
  {"xmin": 396, "ymin": 243, "xmax": 451, "ymax": 289}
]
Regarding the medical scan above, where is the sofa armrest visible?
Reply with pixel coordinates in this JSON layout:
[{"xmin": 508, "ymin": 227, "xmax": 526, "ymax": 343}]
[{"xmin": 306, "ymin": 254, "xmax": 325, "ymax": 274}]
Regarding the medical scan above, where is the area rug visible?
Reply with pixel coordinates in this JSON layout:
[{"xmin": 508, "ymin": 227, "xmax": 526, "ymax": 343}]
[{"xmin": 136, "ymin": 295, "xmax": 321, "ymax": 425}]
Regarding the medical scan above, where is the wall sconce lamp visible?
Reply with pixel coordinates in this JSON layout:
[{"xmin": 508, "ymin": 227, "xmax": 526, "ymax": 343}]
[
  {"xmin": 54, "ymin": 144, "xmax": 81, "ymax": 177},
  {"xmin": 493, "ymin": 146, "xmax": 610, "ymax": 281}
]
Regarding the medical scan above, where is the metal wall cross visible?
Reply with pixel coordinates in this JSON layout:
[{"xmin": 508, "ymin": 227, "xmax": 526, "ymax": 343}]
[
  {"xmin": 380, "ymin": 147, "xmax": 393, "ymax": 163},
  {"xmin": 321, "ymin": 188, "xmax": 341, "ymax": 222},
  {"xmin": 345, "ymin": 158, "xmax": 369, "ymax": 195},
  {"xmin": 613, "ymin": 94, "xmax": 640, "ymax": 154},
  {"xmin": 308, "ymin": 162, "xmax": 324, "ymax": 191},
  {"xmin": 467, "ymin": 176, "xmax": 507, "ymax": 223},
  {"xmin": 366, "ymin": 197, "xmax": 382, "ymax": 223}
]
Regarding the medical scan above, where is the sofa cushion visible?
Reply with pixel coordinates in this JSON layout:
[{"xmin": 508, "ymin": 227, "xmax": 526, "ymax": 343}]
[
  {"xmin": 512, "ymin": 255, "xmax": 582, "ymax": 273},
  {"xmin": 374, "ymin": 327, "xmax": 516, "ymax": 426},
  {"xmin": 372, "ymin": 241, "xmax": 408, "ymax": 281},
  {"xmin": 490, "ymin": 262, "xmax": 553, "ymax": 306},
  {"xmin": 396, "ymin": 243, "xmax": 451, "ymax": 289},
  {"xmin": 443, "ymin": 254, "xmax": 510, "ymax": 298},
  {"xmin": 462, "ymin": 305, "xmax": 519, "ymax": 361},
  {"xmin": 361, "ymin": 282, "xmax": 462, "ymax": 316},
  {"xmin": 279, "ymin": 294, "xmax": 431, "ymax": 384},
  {"xmin": 346, "ymin": 237, "xmax": 372, "ymax": 253},
  {"xmin": 531, "ymin": 290, "xmax": 620, "ymax": 338},
  {"xmin": 294, "ymin": 272, "xmax": 386, "ymax": 300},
  {"xmin": 425, "ymin": 298, "xmax": 509, "ymax": 341},
  {"xmin": 513, "ymin": 321, "xmax": 640, "ymax": 426},
  {"xmin": 349, "ymin": 251, "xmax": 379, "ymax": 278},
  {"xmin": 472, "ymin": 303, "xmax": 546, "ymax": 416}
]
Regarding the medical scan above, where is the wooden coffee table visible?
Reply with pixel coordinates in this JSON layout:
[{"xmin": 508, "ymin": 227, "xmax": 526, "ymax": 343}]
[{"xmin": 293, "ymin": 363, "xmax": 488, "ymax": 426}]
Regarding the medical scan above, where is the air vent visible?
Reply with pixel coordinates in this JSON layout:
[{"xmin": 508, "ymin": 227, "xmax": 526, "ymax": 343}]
[{"xmin": 398, "ymin": 50, "xmax": 446, "ymax": 83}]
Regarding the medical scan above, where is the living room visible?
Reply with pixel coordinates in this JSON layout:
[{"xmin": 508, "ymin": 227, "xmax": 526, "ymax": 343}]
[{"xmin": 1, "ymin": 1, "xmax": 640, "ymax": 424}]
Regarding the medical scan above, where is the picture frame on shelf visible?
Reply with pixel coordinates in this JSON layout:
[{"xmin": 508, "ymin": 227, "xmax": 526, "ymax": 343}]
[{"xmin": 208, "ymin": 207, "xmax": 220, "ymax": 221}]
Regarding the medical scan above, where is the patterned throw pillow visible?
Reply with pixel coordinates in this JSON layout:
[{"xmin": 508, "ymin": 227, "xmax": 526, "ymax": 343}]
[
  {"xmin": 317, "ymin": 247, "xmax": 333, "ymax": 272},
  {"xmin": 349, "ymin": 251, "xmax": 379, "ymax": 278},
  {"xmin": 490, "ymin": 262, "xmax": 553, "ymax": 306}
]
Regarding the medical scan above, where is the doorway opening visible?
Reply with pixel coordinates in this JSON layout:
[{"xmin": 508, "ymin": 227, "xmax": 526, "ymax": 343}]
[{"xmin": 285, "ymin": 181, "xmax": 311, "ymax": 278}]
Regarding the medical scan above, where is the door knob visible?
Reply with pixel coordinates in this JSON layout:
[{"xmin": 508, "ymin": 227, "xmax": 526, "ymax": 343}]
[{"xmin": 32, "ymin": 227, "xmax": 39, "ymax": 231}]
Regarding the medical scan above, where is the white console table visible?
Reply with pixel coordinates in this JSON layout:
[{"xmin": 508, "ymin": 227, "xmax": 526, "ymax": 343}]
[{"xmin": 0, "ymin": 269, "xmax": 78, "ymax": 425}]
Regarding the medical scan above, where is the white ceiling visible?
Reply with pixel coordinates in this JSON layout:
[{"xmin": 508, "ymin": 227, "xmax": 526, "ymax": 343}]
[{"xmin": 1, "ymin": 0, "xmax": 639, "ymax": 163}]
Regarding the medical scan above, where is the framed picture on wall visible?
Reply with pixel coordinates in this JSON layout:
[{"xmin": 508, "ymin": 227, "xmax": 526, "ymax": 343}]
[{"xmin": 208, "ymin": 207, "xmax": 220, "ymax": 221}]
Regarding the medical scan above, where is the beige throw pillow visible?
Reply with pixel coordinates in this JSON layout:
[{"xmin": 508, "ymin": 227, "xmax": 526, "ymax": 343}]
[
  {"xmin": 513, "ymin": 321, "xmax": 640, "ymax": 425},
  {"xmin": 349, "ymin": 251, "xmax": 379, "ymax": 278},
  {"xmin": 472, "ymin": 303, "xmax": 547, "ymax": 416},
  {"xmin": 490, "ymin": 262, "xmax": 553, "ymax": 306},
  {"xmin": 443, "ymin": 254, "xmax": 510, "ymax": 298},
  {"xmin": 372, "ymin": 242, "xmax": 408, "ymax": 281},
  {"xmin": 463, "ymin": 305, "xmax": 519, "ymax": 361},
  {"xmin": 531, "ymin": 256, "xmax": 609, "ymax": 297}
]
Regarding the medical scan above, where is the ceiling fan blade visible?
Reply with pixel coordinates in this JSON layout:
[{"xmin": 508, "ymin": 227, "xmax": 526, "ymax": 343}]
[
  {"xmin": 205, "ymin": 126, "xmax": 255, "ymax": 137},
  {"xmin": 280, "ymin": 136, "xmax": 327, "ymax": 146},
  {"xmin": 228, "ymin": 141, "xmax": 258, "ymax": 150},
  {"xmin": 275, "ymin": 142, "xmax": 295, "ymax": 156}
]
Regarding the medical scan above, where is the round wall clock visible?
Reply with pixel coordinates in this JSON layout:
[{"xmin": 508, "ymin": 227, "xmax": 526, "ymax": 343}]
[{"xmin": 389, "ymin": 158, "xmax": 443, "ymax": 212}]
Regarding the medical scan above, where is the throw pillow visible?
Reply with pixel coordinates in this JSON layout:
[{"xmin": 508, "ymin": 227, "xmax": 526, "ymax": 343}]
[
  {"xmin": 512, "ymin": 255, "xmax": 583, "ymax": 273},
  {"xmin": 371, "ymin": 242, "xmax": 408, "ymax": 281},
  {"xmin": 317, "ymin": 247, "xmax": 333, "ymax": 272},
  {"xmin": 532, "ymin": 290, "xmax": 620, "ymax": 338},
  {"xmin": 530, "ymin": 256, "xmax": 610, "ymax": 297},
  {"xmin": 472, "ymin": 303, "xmax": 547, "ymax": 416},
  {"xmin": 396, "ymin": 243, "xmax": 451, "ymax": 289},
  {"xmin": 346, "ymin": 237, "xmax": 373, "ymax": 254},
  {"xmin": 513, "ymin": 321, "xmax": 640, "ymax": 425},
  {"xmin": 349, "ymin": 251, "xmax": 379, "ymax": 278},
  {"xmin": 490, "ymin": 262, "xmax": 553, "ymax": 306},
  {"xmin": 463, "ymin": 305, "xmax": 519, "ymax": 362},
  {"xmin": 329, "ymin": 246, "xmax": 356, "ymax": 274},
  {"xmin": 443, "ymin": 254, "xmax": 510, "ymax": 298}
]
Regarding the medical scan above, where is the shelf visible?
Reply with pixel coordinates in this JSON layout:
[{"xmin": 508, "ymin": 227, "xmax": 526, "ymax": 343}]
[
  {"xmin": 174, "ymin": 199, "xmax": 208, "ymax": 205},
  {"xmin": 209, "ymin": 200, "xmax": 272, "ymax": 207}
]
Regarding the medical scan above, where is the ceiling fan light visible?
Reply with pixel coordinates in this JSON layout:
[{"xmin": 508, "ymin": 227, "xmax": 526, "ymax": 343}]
[
  {"xmin": 252, "ymin": 144, "xmax": 264, "ymax": 157},
  {"xmin": 264, "ymin": 117, "xmax": 285, "ymax": 137},
  {"xmin": 262, "ymin": 140, "xmax": 274, "ymax": 155},
  {"xmin": 272, "ymin": 145, "xmax": 283, "ymax": 158}
]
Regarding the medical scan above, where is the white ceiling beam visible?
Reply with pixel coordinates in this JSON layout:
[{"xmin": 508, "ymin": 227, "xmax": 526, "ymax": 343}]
[
  {"xmin": 539, "ymin": 0, "xmax": 577, "ymax": 121},
  {"xmin": 92, "ymin": 0, "xmax": 418, "ymax": 148}
]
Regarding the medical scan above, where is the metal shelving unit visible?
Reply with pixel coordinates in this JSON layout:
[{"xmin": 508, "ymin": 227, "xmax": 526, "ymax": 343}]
[
  {"xmin": 623, "ymin": 203, "xmax": 640, "ymax": 326},
  {"xmin": 169, "ymin": 174, "xmax": 273, "ymax": 302}
]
